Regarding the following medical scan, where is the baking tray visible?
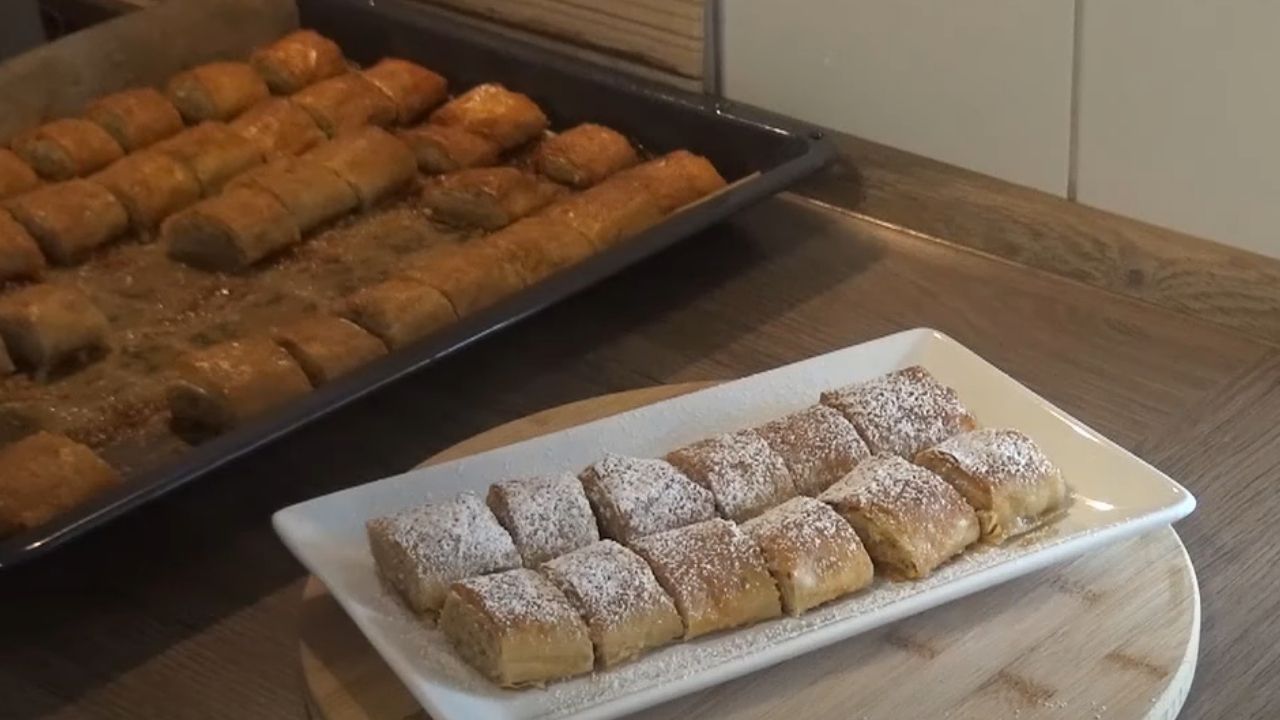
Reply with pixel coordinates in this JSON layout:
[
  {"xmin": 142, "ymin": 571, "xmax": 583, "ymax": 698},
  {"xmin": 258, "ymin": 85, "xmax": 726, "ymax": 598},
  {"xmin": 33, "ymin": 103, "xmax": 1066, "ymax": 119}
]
[{"xmin": 0, "ymin": 0, "xmax": 835, "ymax": 566}]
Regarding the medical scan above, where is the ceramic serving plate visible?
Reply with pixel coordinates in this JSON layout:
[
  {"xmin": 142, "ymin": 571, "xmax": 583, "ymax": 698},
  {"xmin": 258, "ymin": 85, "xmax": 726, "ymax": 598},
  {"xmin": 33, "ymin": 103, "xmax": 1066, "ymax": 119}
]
[{"xmin": 273, "ymin": 327, "xmax": 1196, "ymax": 720}]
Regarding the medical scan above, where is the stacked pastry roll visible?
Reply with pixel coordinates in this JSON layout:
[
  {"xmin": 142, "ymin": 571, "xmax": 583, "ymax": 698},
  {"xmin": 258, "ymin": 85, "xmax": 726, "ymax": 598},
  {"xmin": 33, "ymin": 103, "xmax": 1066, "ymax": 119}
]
[{"xmin": 366, "ymin": 365, "xmax": 1070, "ymax": 687}]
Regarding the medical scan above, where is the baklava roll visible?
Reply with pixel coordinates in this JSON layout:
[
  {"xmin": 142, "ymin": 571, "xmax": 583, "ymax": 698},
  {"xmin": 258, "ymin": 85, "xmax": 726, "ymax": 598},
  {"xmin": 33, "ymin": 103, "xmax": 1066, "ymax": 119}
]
[
  {"xmin": 0, "ymin": 432, "xmax": 120, "ymax": 537},
  {"xmin": 541, "ymin": 540, "xmax": 682, "ymax": 668},
  {"xmin": 362, "ymin": 58, "xmax": 448, "ymax": 124},
  {"xmin": 534, "ymin": 123, "xmax": 639, "ymax": 188},
  {"xmin": 476, "ymin": 215, "xmax": 594, "ymax": 286},
  {"xmin": 155, "ymin": 122, "xmax": 265, "ymax": 195},
  {"xmin": 421, "ymin": 167, "xmax": 564, "ymax": 230},
  {"xmin": 12, "ymin": 119, "xmax": 125, "ymax": 181},
  {"xmin": 617, "ymin": 149, "xmax": 727, "ymax": 213},
  {"xmin": 486, "ymin": 473, "xmax": 600, "ymax": 566},
  {"xmin": 578, "ymin": 454, "xmax": 717, "ymax": 543},
  {"xmin": 441, "ymin": 569, "xmax": 593, "ymax": 687},
  {"xmin": 400, "ymin": 243, "xmax": 524, "ymax": 317},
  {"xmin": 819, "ymin": 454, "xmax": 980, "ymax": 580},
  {"xmin": 5, "ymin": 180, "xmax": 128, "ymax": 264},
  {"xmin": 821, "ymin": 365, "xmax": 977, "ymax": 459},
  {"xmin": 0, "ymin": 149, "xmax": 39, "ymax": 199},
  {"xmin": 742, "ymin": 496, "xmax": 874, "ymax": 615},
  {"xmin": 756, "ymin": 404, "xmax": 871, "ymax": 496},
  {"xmin": 167, "ymin": 337, "xmax": 312, "ymax": 432},
  {"xmin": 366, "ymin": 492, "xmax": 521, "ymax": 615},
  {"xmin": 428, "ymin": 83, "xmax": 549, "ymax": 150},
  {"xmin": 229, "ymin": 157, "xmax": 358, "ymax": 233},
  {"xmin": 83, "ymin": 87, "xmax": 184, "ymax": 151},
  {"xmin": 166, "ymin": 61, "xmax": 270, "ymax": 122},
  {"xmin": 397, "ymin": 123, "xmax": 500, "ymax": 174},
  {"xmin": 91, "ymin": 151, "xmax": 202, "ymax": 233},
  {"xmin": 631, "ymin": 519, "xmax": 781, "ymax": 639},
  {"xmin": 163, "ymin": 186, "xmax": 301, "ymax": 272},
  {"xmin": 915, "ymin": 428, "xmax": 1069, "ymax": 543},
  {"xmin": 272, "ymin": 315, "xmax": 387, "ymax": 386},
  {"xmin": 0, "ymin": 284, "xmax": 109, "ymax": 374},
  {"xmin": 303, "ymin": 127, "xmax": 416, "ymax": 209},
  {"xmin": 230, "ymin": 98, "xmax": 327, "ymax": 157},
  {"xmin": 291, "ymin": 73, "xmax": 398, "ymax": 137},
  {"xmin": 0, "ymin": 209, "xmax": 46, "ymax": 283},
  {"xmin": 666, "ymin": 429, "xmax": 798, "ymax": 522},
  {"xmin": 249, "ymin": 29, "xmax": 347, "ymax": 95},
  {"xmin": 341, "ymin": 277, "xmax": 457, "ymax": 349},
  {"xmin": 542, "ymin": 180, "xmax": 665, "ymax": 249}
]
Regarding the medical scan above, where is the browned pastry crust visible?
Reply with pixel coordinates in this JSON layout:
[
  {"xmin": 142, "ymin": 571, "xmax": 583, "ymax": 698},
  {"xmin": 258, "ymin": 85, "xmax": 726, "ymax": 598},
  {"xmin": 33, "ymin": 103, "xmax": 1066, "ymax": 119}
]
[
  {"xmin": 0, "ymin": 209, "xmax": 46, "ymax": 283},
  {"xmin": 166, "ymin": 337, "xmax": 312, "ymax": 432},
  {"xmin": 400, "ymin": 243, "xmax": 525, "ymax": 317},
  {"xmin": 578, "ymin": 454, "xmax": 717, "ymax": 543},
  {"xmin": 12, "ymin": 119, "xmax": 125, "ymax": 181},
  {"xmin": 915, "ymin": 428, "xmax": 1069, "ymax": 543},
  {"xmin": 821, "ymin": 365, "xmax": 977, "ymax": 459},
  {"xmin": 541, "ymin": 180, "xmax": 666, "ymax": 250},
  {"xmin": 486, "ymin": 473, "xmax": 599, "ymax": 567},
  {"xmin": 476, "ymin": 215, "xmax": 595, "ymax": 286},
  {"xmin": 819, "ymin": 454, "xmax": 979, "ymax": 580},
  {"xmin": 756, "ymin": 404, "xmax": 871, "ymax": 496},
  {"xmin": 5, "ymin": 179, "xmax": 128, "ymax": 264},
  {"xmin": 228, "ymin": 157, "xmax": 358, "ymax": 234},
  {"xmin": 428, "ymin": 83, "xmax": 549, "ymax": 150},
  {"xmin": 0, "ymin": 284, "xmax": 109, "ymax": 375},
  {"xmin": 666, "ymin": 429, "xmax": 798, "ymax": 522},
  {"xmin": 0, "ymin": 149, "xmax": 39, "ymax": 200},
  {"xmin": 631, "ymin": 518, "xmax": 781, "ymax": 639},
  {"xmin": 420, "ymin": 167, "xmax": 565, "ymax": 230},
  {"xmin": 84, "ymin": 87, "xmax": 184, "ymax": 152},
  {"xmin": 154, "ymin": 122, "xmax": 265, "ymax": 196},
  {"xmin": 362, "ymin": 58, "xmax": 448, "ymax": 125},
  {"xmin": 250, "ymin": 29, "xmax": 347, "ymax": 95},
  {"xmin": 91, "ymin": 151, "xmax": 202, "ymax": 233},
  {"xmin": 291, "ymin": 73, "xmax": 398, "ymax": 137},
  {"xmin": 0, "ymin": 431, "xmax": 120, "ymax": 537},
  {"xmin": 167, "ymin": 61, "xmax": 270, "ymax": 122},
  {"xmin": 272, "ymin": 315, "xmax": 387, "ymax": 386},
  {"xmin": 163, "ymin": 186, "xmax": 301, "ymax": 272},
  {"xmin": 535, "ymin": 123, "xmax": 639, "ymax": 188},
  {"xmin": 303, "ymin": 127, "xmax": 417, "ymax": 209},
  {"xmin": 230, "ymin": 98, "xmax": 327, "ymax": 157},
  {"xmin": 341, "ymin": 277, "xmax": 457, "ymax": 349},
  {"xmin": 396, "ymin": 124, "xmax": 500, "ymax": 174},
  {"xmin": 613, "ymin": 150, "xmax": 727, "ymax": 213}
]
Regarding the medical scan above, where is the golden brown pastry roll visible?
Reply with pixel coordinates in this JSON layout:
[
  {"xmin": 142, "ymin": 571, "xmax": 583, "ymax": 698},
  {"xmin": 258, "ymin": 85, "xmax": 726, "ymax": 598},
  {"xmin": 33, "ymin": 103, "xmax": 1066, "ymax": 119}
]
[
  {"xmin": 362, "ymin": 58, "xmax": 448, "ymax": 124},
  {"xmin": 616, "ymin": 150, "xmax": 727, "ymax": 213},
  {"xmin": 0, "ymin": 284, "xmax": 109, "ymax": 374},
  {"xmin": 303, "ymin": 126, "xmax": 416, "ymax": 209},
  {"xmin": 154, "ymin": 122, "xmax": 265, "ymax": 196},
  {"xmin": 541, "ymin": 181, "xmax": 665, "ymax": 250},
  {"xmin": 166, "ymin": 61, "xmax": 270, "ymax": 122},
  {"xmin": 441, "ymin": 568, "xmax": 594, "ymax": 686},
  {"xmin": 272, "ymin": 315, "xmax": 386, "ymax": 386},
  {"xmin": 163, "ymin": 186, "xmax": 301, "ymax": 272},
  {"xmin": 821, "ymin": 365, "xmax": 977, "ymax": 459},
  {"xmin": 167, "ymin": 337, "xmax": 312, "ymax": 432},
  {"xmin": 341, "ymin": 277, "xmax": 457, "ymax": 348},
  {"xmin": 228, "ymin": 157, "xmax": 357, "ymax": 233},
  {"xmin": 400, "ymin": 243, "xmax": 524, "ymax": 317},
  {"xmin": 0, "ymin": 209, "xmax": 46, "ymax": 282},
  {"xmin": 477, "ymin": 215, "xmax": 594, "ymax": 286},
  {"xmin": 742, "ymin": 496, "xmax": 874, "ymax": 615},
  {"xmin": 535, "ymin": 123, "xmax": 638, "ymax": 188},
  {"xmin": 91, "ymin": 151, "xmax": 202, "ymax": 233},
  {"xmin": 291, "ymin": 73, "xmax": 398, "ymax": 137},
  {"xmin": 230, "ymin": 98, "xmax": 327, "ymax": 157},
  {"xmin": 421, "ymin": 167, "xmax": 565, "ymax": 231},
  {"xmin": 666, "ymin": 429, "xmax": 798, "ymax": 522},
  {"xmin": 83, "ymin": 87, "xmax": 184, "ymax": 151},
  {"xmin": 541, "ymin": 539, "xmax": 682, "ymax": 668},
  {"xmin": 756, "ymin": 404, "xmax": 871, "ymax": 497},
  {"xmin": 5, "ymin": 180, "xmax": 128, "ymax": 264},
  {"xmin": 428, "ymin": 83, "xmax": 549, "ymax": 150},
  {"xmin": 249, "ymin": 29, "xmax": 347, "ymax": 95},
  {"xmin": 486, "ymin": 473, "xmax": 600, "ymax": 567},
  {"xmin": 631, "ymin": 518, "xmax": 781, "ymax": 639},
  {"xmin": 12, "ymin": 119, "xmax": 125, "ymax": 181},
  {"xmin": 396, "ymin": 124, "xmax": 500, "ymax": 174},
  {"xmin": 366, "ymin": 492, "xmax": 521, "ymax": 615},
  {"xmin": 578, "ymin": 454, "xmax": 717, "ymax": 543},
  {"xmin": 915, "ymin": 428, "xmax": 1068, "ymax": 543},
  {"xmin": 820, "ymin": 454, "xmax": 979, "ymax": 580},
  {"xmin": 0, "ymin": 431, "xmax": 120, "ymax": 537},
  {"xmin": 0, "ymin": 149, "xmax": 39, "ymax": 199}
]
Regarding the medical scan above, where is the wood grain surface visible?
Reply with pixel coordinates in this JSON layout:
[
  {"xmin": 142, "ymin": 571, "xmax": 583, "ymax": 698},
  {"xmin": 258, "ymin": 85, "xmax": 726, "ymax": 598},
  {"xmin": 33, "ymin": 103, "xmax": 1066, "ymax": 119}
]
[{"xmin": 298, "ymin": 382, "xmax": 1198, "ymax": 720}]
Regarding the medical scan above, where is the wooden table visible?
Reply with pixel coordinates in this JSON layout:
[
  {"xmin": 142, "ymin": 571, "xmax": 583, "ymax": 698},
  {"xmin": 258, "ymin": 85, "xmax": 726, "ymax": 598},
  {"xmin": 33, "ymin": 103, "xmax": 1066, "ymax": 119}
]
[{"xmin": 4, "ymin": 132, "xmax": 1279, "ymax": 719}]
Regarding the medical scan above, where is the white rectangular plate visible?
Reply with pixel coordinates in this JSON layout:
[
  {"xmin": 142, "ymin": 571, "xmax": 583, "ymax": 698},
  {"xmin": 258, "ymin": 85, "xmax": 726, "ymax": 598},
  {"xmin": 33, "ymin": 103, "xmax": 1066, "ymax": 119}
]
[{"xmin": 273, "ymin": 328, "xmax": 1196, "ymax": 720}]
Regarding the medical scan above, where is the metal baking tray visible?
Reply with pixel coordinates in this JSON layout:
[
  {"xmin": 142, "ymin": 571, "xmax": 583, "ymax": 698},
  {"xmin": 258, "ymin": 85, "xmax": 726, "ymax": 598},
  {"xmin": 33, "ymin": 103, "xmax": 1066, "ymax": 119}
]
[{"xmin": 0, "ymin": 0, "xmax": 834, "ymax": 566}]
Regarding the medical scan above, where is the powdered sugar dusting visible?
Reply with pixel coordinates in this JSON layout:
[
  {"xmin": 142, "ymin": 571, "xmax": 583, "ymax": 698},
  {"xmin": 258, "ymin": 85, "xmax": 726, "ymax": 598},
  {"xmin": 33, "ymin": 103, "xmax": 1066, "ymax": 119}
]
[
  {"xmin": 757, "ymin": 405, "xmax": 870, "ymax": 496},
  {"xmin": 666, "ymin": 430, "xmax": 797, "ymax": 522},
  {"xmin": 579, "ymin": 455, "xmax": 716, "ymax": 541},
  {"xmin": 742, "ymin": 496, "xmax": 863, "ymax": 582},
  {"xmin": 454, "ymin": 568, "xmax": 584, "ymax": 631},
  {"xmin": 822, "ymin": 365, "xmax": 975, "ymax": 458},
  {"xmin": 542, "ymin": 540, "xmax": 678, "ymax": 638},
  {"xmin": 924, "ymin": 428, "xmax": 1056, "ymax": 487},
  {"xmin": 487, "ymin": 474, "xmax": 599, "ymax": 566}
]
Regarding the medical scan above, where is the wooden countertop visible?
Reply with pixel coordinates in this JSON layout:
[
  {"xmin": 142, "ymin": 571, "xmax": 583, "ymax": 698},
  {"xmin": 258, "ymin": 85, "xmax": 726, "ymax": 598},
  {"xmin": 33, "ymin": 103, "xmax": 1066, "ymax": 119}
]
[{"xmin": 4, "ymin": 132, "xmax": 1279, "ymax": 719}]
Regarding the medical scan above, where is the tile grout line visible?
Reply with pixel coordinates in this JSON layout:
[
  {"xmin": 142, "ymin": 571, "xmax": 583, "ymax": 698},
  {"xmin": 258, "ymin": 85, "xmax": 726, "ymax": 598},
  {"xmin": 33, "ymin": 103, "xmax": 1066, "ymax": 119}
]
[{"xmin": 1066, "ymin": 0, "xmax": 1084, "ymax": 201}]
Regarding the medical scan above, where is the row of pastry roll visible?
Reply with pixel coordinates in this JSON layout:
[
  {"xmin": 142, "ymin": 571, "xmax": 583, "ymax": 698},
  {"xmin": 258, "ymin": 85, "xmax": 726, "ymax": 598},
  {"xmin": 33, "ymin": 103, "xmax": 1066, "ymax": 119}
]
[{"xmin": 364, "ymin": 366, "xmax": 1070, "ymax": 687}]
